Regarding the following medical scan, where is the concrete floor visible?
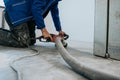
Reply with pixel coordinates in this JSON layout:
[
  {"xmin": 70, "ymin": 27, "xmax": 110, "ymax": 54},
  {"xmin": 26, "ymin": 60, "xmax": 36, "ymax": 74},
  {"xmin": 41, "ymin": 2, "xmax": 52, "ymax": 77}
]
[
  {"xmin": 0, "ymin": 41, "xmax": 89, "ymax": 80},
  {"xmin": 0, "ymin": 41, "xmax": 120, "ymax": 80}
]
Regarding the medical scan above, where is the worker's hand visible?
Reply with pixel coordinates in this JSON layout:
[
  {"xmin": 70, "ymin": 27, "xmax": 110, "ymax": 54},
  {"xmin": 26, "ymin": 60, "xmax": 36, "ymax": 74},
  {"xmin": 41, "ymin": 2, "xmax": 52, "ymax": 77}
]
[
  {"xmin": 41, "ymin": 28, "xmax": 52, "ymax": 41},
  {"xmin": 58, "ymin": 30, "xmax": 66, "ymax": 37}
]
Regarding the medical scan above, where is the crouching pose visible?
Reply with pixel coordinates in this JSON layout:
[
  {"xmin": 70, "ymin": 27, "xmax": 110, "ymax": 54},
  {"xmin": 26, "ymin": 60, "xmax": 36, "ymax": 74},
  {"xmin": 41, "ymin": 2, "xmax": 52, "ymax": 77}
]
[{"xmin": 0, "ymin": 0, "xmax": 66, "ymax": 47}]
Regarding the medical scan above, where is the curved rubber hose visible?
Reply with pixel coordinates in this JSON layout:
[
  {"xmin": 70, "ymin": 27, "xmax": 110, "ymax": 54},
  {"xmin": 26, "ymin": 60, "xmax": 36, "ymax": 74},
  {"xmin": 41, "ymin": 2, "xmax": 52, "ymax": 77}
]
[
  {"xmin": 55, "ymin": 37, "xmax": 120, "ymax": 80},
  {"xmin": 9, "ymin": 47, "xmax": 40, "ymax": 80}
]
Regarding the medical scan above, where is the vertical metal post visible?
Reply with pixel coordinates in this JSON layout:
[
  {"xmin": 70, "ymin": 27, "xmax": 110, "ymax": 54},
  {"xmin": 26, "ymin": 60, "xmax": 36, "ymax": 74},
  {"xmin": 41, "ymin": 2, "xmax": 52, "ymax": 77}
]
[
  {"xmin": 108, "ymin": 0, "xmax": 120, "ymax": 60},
  {"xmin": 105, "ymin": 0, "xmax": 110, "ymax": 57},
  {"xmin": 94, "ymin": 0, "xmax": 108, "ymax": 57}
]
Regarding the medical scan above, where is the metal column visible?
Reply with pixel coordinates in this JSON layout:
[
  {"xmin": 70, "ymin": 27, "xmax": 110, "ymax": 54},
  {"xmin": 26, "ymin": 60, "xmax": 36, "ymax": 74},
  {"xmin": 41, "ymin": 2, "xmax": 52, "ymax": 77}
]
[
  {"xmin": 94, "ymin": 0, "xmax": 108, "ymax": 57},
  {"xmin": 108, "ymin": 0, "xmax": 120, "ymax": 60},
  {"xmin": 94, "ymin": 0, "xmax": 120, "ymax": 60}
]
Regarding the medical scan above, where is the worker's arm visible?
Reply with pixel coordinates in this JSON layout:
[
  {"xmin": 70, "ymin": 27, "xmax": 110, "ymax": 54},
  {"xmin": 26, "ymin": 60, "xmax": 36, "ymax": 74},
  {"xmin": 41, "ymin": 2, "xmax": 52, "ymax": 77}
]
[
  {"xmin": 32, "ymin": 0, "xmax": 45, "ymax": 29},
  {"xmin": 32, "ymin": 0, "xmax": 52, "ymax": 39},
  {"xmin": 50, "ymin": 3, "xmax": 62, "ymax": 31},
  {"xmin": 51, "ymin": 3, "xmax": 66, "ymax": 36}
]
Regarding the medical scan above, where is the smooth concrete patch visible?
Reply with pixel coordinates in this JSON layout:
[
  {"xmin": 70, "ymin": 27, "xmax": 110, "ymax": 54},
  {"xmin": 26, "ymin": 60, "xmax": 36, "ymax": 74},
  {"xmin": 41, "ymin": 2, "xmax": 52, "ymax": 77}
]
[{"xmin": 0, "ymin": 43, "xmax": 88, "ymax": 80}]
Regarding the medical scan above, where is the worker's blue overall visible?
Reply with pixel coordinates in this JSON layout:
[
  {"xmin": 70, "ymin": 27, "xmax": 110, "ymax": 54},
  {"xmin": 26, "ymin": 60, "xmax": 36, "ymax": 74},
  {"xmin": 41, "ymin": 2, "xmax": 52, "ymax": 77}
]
[{"xmin": 0, "ymin": 0, "xmax": 62, "ymax": 47}]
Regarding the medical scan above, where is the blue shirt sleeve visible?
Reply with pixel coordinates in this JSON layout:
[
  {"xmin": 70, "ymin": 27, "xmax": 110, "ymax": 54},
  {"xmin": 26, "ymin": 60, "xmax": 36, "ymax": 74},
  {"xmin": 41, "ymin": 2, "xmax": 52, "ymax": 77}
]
[
  {"xmin": 50, "ymin": 3, "xmax": 62, "ymax": 31},
  {"xmin": 32, "ymin": 0, "xmax": 45, "ymax": 29}
]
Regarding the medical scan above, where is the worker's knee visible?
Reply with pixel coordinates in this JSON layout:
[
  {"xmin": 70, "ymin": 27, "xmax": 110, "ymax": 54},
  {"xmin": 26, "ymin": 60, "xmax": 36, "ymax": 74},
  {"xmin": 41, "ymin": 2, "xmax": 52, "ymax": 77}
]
[{"xmin": 13, "ymin": 23, "xmax": 31, "ymax": 47}]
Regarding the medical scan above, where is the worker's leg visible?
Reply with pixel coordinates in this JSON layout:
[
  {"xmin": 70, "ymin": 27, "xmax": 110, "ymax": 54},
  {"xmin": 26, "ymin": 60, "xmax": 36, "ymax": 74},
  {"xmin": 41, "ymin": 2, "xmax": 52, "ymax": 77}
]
[
  {"xmin": 0, "ymin": 11, "xmax": 30, "ymax": 47},
  {"xmin": 0, "ymin": 28, "xmax": 20, "ymax": 47},
  {"xmin": 5, "ymin": 10, "xmax": 36, "ymax": 46},
  {"xmin": 0, "ymin": 23, "xmax": 30, "ymax": 47},
  {"xmin": 0, "ymin": 11, "xmax": 19, "ymax": 47},
  {"xmin": 27, "ymin": 20, "xmax": 36, "ymax": 45}
]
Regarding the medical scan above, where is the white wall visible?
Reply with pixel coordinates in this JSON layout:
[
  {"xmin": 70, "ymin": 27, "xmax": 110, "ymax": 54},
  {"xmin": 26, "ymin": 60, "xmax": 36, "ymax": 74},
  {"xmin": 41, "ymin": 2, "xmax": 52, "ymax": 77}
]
[
  {"xmin": 0, "ymin": 0, "xmax": 95, "ymax": 43},
  {"xmin": 45, "ymin": 0, "xmax": 95, "ymax": 43}
]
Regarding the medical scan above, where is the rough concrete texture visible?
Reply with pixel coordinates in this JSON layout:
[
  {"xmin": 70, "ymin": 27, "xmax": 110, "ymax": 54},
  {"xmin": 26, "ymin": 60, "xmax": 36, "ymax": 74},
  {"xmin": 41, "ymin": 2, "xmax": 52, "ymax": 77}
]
[{"xmin": 0, "ymin": 42, "xmax": 88, "ymax": 80}]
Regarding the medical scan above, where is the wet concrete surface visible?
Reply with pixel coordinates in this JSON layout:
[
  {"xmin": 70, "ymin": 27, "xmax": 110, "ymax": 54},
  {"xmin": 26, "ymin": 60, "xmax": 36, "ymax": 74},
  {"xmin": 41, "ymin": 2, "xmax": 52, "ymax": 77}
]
[
  {"xmin": 0, "ymin": 41, "xmax": 120, "ymax": 80},
  {"xmin": 0, "ymin": 42, "xmax": 88, "ymax": 80}
]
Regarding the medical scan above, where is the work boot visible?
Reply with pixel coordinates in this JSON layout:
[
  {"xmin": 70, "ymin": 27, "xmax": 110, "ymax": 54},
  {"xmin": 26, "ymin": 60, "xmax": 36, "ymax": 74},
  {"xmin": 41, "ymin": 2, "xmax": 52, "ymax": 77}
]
[{"xmin": 0, "ymin": 28, "xmax": 20, "ymax": 47}]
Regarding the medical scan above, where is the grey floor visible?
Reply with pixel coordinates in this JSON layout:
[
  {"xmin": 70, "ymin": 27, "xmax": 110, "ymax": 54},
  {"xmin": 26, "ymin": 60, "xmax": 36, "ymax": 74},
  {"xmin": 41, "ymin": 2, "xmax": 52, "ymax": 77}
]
[
  {"xmin": 0, "ymin": 41, "xmax": 120, "ymax": 80},
  {"xmin": 0, "ymin": 41, "xmax": 89, "ymax": 80}
]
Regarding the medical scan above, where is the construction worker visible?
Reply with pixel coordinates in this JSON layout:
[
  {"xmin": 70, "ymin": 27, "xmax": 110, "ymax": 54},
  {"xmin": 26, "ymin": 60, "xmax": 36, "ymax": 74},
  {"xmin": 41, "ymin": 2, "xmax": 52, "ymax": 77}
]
[{"xmin": 0, "ymin": 0, "xmax": 65, "ymax": 47}]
